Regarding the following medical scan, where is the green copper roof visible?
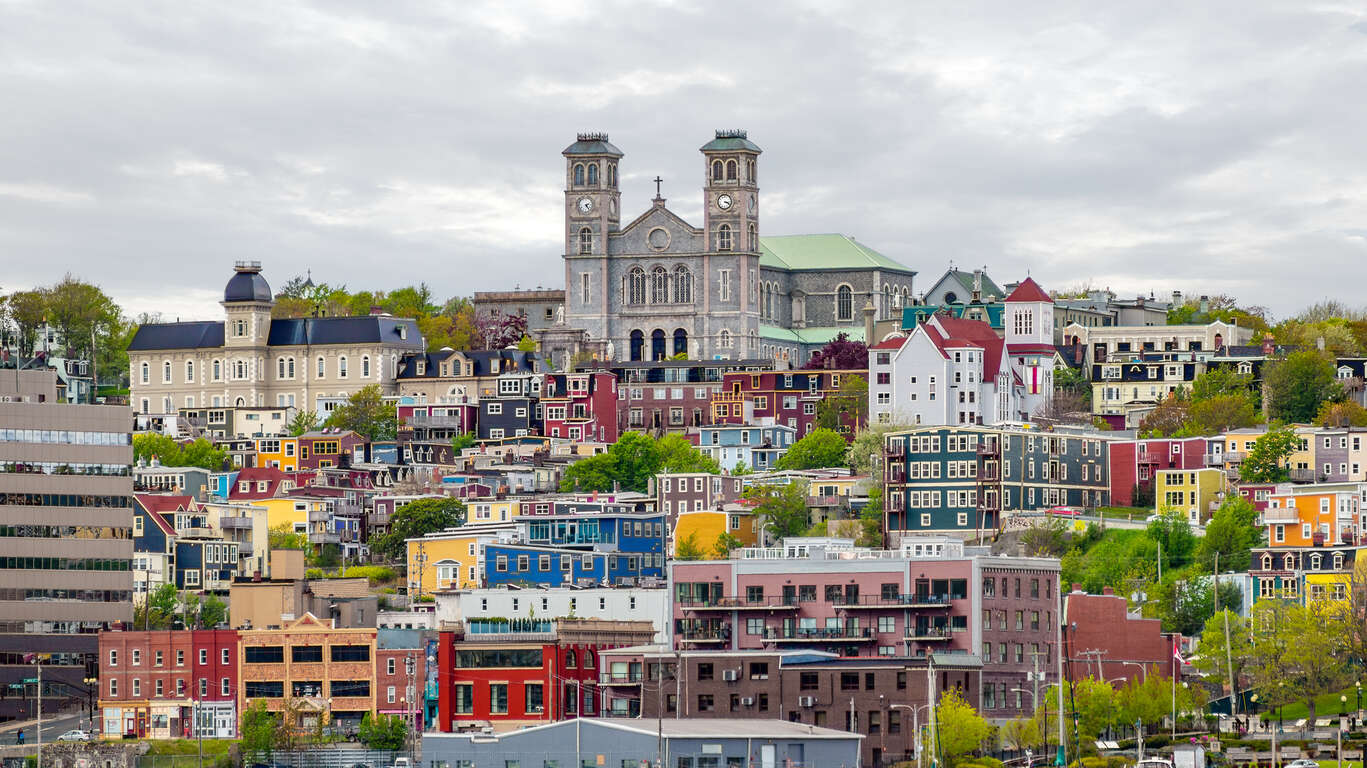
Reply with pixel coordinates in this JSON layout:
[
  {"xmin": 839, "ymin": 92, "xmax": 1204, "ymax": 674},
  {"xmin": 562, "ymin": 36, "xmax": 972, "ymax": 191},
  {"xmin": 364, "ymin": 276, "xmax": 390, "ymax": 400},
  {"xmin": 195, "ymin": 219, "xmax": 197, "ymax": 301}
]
[
  {"xmin": 700, "ymin": 130, "xmax": 762, "ymax": 153},
  {"xmin": 759, "ymin": 234, "xmax": 915, "ymax": 274},
  {"xmin": 944, "ymin": 269, "xmax": 1005, "ymax": 300},
  {"xmin": 563, "ymin": 133, "xmax": 624, "ymax": 157},
  {"xmin": 760, "ymin": 325, "xmax": 865, "ymax": 344}
]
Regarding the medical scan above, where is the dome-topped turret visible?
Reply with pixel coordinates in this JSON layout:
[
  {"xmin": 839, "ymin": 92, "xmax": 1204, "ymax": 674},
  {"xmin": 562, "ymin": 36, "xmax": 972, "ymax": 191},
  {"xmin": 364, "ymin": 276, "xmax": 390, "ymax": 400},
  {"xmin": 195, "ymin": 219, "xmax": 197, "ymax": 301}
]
[{"xmin": 224, "ymin": 261, "xmax": 272, "ymax": 303}]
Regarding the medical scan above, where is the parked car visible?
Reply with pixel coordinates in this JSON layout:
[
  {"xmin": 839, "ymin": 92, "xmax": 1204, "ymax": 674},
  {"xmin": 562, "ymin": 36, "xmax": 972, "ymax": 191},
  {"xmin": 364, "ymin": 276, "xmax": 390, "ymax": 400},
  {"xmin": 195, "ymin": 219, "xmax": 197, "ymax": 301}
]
[
  {"xmin": 56, "ymin": 730, "xmax": 92, "ymax": 742},
  {"xmin": 1047, "ymin": 506, "xmax": 1084, "ymax": 516},
  {"xmin": 1286, "ymin": 761, "xmax": 1318, "ymax": 768}
]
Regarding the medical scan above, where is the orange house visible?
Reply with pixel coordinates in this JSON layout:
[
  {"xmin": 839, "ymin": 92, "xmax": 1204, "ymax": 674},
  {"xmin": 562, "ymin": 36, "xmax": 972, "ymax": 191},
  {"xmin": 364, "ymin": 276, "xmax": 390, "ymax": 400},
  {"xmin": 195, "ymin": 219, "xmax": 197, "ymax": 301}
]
[
  {"xmin": 1263, "ymin": 482, "xmax": 1364, "ymax": 547},
  {"xmin": 253, "ymin": 430, "xmax": 365, "ymax": 472}
]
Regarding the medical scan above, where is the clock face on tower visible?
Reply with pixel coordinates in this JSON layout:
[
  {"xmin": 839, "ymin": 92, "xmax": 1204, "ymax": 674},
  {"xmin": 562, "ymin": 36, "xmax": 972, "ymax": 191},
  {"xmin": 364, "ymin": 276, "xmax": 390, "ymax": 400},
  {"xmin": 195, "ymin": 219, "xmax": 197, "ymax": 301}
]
[
  {"xmin": 577, "ymin": 197, "xmax": 594, "ymax": 214},
  {"xmin": 717, "ymin": 193, "xmax": 732, "ymax": 210}
]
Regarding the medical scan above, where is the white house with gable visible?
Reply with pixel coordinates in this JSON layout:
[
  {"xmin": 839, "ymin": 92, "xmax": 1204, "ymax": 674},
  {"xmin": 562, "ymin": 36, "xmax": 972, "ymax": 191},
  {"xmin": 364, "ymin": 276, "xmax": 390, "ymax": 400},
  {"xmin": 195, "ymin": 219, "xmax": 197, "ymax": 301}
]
[{"xmin": 870, "ymin": 277, "xmax": 1056, "ymax": 426}]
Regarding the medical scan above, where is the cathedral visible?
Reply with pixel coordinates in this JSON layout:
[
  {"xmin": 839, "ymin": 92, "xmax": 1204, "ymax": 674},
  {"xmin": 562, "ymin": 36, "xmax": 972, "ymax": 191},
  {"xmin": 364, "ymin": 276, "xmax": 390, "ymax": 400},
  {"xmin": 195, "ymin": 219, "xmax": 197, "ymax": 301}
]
[{"xmin": 559, "ymin": 131, "xmax": 917, "ymax": 366}]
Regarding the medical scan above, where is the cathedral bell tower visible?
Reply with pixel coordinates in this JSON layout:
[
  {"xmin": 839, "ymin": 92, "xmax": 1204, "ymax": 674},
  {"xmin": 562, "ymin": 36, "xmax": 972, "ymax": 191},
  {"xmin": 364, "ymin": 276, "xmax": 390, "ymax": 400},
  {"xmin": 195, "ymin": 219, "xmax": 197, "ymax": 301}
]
[
  {"xmin": 562, "ymin": 132, "xmax": 623, "ymax": 258},
  {"xmin": 700, "ymin": 129, "xmax": 761, "ymax": 254}
]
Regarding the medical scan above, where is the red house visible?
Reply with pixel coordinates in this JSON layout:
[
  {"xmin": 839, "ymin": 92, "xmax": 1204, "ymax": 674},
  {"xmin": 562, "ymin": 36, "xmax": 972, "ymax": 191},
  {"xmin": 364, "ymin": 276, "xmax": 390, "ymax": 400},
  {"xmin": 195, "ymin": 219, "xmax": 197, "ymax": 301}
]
[
  {"xmin": 541, "ymin": 372, "xmax": 619, "ymax": 443},
  {"xmin": 377, "ymin": 645, "xmax": 429, "ymax": 731},
  {"xmin": 97, "ymin": 629, "xmax": 239, "ymax": 739},
  {"xmin": 435, "ymin": 618, "xmax": 655, "ymax": 732},
  {"xmin": 710, "ymin": 369, "xmax": 865, "ymax": 437},
  {"xmin": 1107, "ymin": 437, "xmax": 1207, "ymax": 508}
]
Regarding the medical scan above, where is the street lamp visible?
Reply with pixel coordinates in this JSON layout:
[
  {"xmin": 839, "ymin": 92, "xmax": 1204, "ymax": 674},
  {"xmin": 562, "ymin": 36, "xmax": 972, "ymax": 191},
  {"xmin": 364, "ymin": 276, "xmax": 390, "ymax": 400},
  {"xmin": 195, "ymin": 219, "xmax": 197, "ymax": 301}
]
[
  {"xmin": 1357, "ymin": 681, "xmax": 1362, "ymax": 727},
  {"xmin": 82, "ymin": 675, "xmax": 97, "ymax": 732},
  {"xmin": 1342, "ymin": 695, "xmax": 1348, "ymax": 718},
  {"xmin": 1120, "ymin": 662, "xmax": 1148, "ymax": 683},
  {"xmin": 891, "ymin": 703, "xmax": 933, "ymax": 768}
]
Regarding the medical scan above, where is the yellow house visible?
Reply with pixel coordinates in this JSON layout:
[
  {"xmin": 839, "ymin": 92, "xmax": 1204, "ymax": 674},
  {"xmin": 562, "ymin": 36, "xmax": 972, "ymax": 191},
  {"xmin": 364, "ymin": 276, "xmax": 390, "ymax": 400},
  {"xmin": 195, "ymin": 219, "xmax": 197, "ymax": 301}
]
[
  {"xmin": 246, "ymin": 497, "xmax": 329, "ymax": 533},
  {"xmin": 202, "ymin": 500, "xmax": 272, "ymax": 578},
  {"xmin": 1305, "ymin": 571, "xmax": 1352, "ymax": 605},
  {"xmin": 1154, "ymin": 468, "xmax": 1225, "ymax": 524},
  {"xmin": 406, "ymin": 523, "xmax": 515, "ymax": 598},
  {"xmin": 674, "ymin": 509, "xmax": 759, "ymax": 558},
  {"xmin": 466, "ymin": 498, "xmax": 522, "ymax": 523}
]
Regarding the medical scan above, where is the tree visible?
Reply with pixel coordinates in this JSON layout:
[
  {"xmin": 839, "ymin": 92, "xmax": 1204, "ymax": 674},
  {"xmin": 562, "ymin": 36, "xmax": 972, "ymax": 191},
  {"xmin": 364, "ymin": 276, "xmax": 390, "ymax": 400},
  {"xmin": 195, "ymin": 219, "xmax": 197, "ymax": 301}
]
[
  {"xmin": 325, "ymin": 384, "xmax": 397, "ymax": 441},
  {"xmin": 239, "ymin": 700, "xmax": 280, "ymax": 757},
  {"xmin": 935, "ymin": 688, "xmax": 993, "ymax": 767},
  {"xmin": 1020, "ymin": 517, "xmax": 1068, "ymax": 557},
  {"xmin": 1248, "ymin": 597, "xmax": 1352, "ymax": 725},
  {"xmin": 1146, "ymin": 508, "xmax": 1197, "ymax": 571},
  {"xmin": 475, "ymin": 310, "xmax": 529, "ymax": 350},
  {"xmin": 179, "ymin": 438, "xmax": 227, "ymax": 471},
  {"xmin": 746, "ymin": 481, "xmax": 811, "ymax": 542},
  {"xmin": 1187, "ymin": 393, "xmax": 1261, "ymax": 434},
  {"xmin": 516, "ymin": 335, "xmax": 538, "ymax": 353},
  {"xmin": 1240, "ymin": 425, "xmax": 1299, "ymax": 483},
  {"xmin": 371, "ymin": 497, "xmax": 466, "ymax": 561},
  {"xmin": 775, "ymin": 428, "xmax": 848, "ymax": 470},
  {"xmin": 1263, "ymin": 350, "xmax": 1343, "ymax": 423},
  {"xmin": 5, "ymin": 289, "xmax": 49, "ymax": 357},
  {"xmin": 1317, "ymin": 399, "xmax": 1367, "ymax": 427},
  {"xmin": 814, "ymin": 375, "xmax": 868, "ymax": 431},
  {"xmin": 658, "ymin": 433, "xmax": 721, "ymax": 474},
  {"xmin": 802, "ymin": 332, "xmax": 867, "ymax": 370},
  {"xmin": 383, "ymin": 284, "xmax": 438, "ymax": 319},
  {"xmin": 1152, "ymin": 572, "xmax": 1239, "ymax": 635},
  {"xmin": 1196, "ymin": 496, "xmax": 1261, "ymax": 572},
  {"xmin": 711, "ymin": 532, "xmax": 742, "ymax": 560},
  {"xmin": 133, "ymin": 584, "xmax": 181, "ymax": 629},
  {"xmin": 1138, "ymin": 393, "xmax": 1190, "ymax": 437},
  {"xmin": 732, "ymin": 460, "xmax": 751, "ymax": 476},
  {"xmin": 1189, "ymin": 368, "xmax": 1256, "ymax": 404},
  {"xmin": 1191, "ymin": 610, "xmax": 1252, "ymax": 705},
  {"xmin": 846, "ymin": 425, "xmax": 906, "ymax": 476},
  {"xmin": 450, "ymin": 431, "xmax": 477, "ymax": 452},
  {"xmin": 286, "ymin": 410, "xmax": 319, "ymax": 436},
  {"xmin": 1054, "ymin": 365, "xmax": 1091, "ymax": 403},
  {"xmin": 182, "ymin": 592, "xmax": 228, "ymax": 629},
  {"xmin": 133, "ymin": 433, "xmax": 183, "ymax": 465},
  {"xmin": 357, "ymin": 712, "xmax": 408, "ymax": 750},
  {"xmin": 675, "ymin": 532, "xmax": 704, "ymax": 561},
  {"xmin": 269, "ymin": 524, "xmax": 308, "ymax": 551},
  {"xmin": 1118, "ymin": 674, "xmax": 1175, "ymax": 731}
]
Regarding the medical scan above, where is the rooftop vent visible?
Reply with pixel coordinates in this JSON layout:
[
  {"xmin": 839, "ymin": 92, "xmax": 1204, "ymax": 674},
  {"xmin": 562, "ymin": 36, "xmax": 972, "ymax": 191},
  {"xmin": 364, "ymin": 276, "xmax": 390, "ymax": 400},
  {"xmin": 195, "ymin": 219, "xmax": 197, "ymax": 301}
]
[{"xmin": 577, "ymin": 132, "xmax": 609, "ymax": 142}]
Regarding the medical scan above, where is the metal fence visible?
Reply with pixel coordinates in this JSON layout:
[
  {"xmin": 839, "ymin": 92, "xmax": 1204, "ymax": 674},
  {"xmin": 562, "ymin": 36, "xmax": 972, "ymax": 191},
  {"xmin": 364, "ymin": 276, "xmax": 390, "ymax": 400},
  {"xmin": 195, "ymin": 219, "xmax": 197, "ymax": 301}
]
[{"xmin": 240, "ymin": 748, "xmax": 409, "ymax": 768}]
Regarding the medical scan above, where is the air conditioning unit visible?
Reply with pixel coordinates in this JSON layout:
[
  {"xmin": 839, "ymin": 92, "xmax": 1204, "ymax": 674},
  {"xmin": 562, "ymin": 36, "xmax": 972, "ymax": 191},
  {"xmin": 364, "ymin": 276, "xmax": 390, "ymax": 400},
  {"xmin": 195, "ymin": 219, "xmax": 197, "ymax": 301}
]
[
  {"xmin": 741, "ymin": 697, "xmax": 755, "ymax": 707},
  {"xmin": 799, "ymin": 696, "xmax": 816, "ymax": 708},
  {"xmin": 722, "ymin": 669, "xmax": 739, "ymax": 682}
]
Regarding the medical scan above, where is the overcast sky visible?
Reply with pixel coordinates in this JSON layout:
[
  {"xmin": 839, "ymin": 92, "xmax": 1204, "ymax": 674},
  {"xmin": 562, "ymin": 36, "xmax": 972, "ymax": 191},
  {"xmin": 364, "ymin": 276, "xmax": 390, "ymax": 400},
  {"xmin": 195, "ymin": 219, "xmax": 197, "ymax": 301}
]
[{"xmin": 2, "ymin": 1, "xmax": 1365, "ymax": 322}]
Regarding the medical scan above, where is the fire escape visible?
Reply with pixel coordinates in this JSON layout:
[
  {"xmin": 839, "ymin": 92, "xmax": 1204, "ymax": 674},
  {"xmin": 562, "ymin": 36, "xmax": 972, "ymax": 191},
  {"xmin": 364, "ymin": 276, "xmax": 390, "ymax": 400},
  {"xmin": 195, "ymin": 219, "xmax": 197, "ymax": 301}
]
[{"xmin": 975, "ymin": 435, "xmax": 1002, "ymax": 541}]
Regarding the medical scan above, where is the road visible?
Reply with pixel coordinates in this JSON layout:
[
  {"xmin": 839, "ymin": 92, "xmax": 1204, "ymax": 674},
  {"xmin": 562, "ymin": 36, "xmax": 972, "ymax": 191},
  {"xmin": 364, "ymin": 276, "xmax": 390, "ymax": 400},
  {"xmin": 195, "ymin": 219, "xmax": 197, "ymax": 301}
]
[{"xmin": 1, "ymin": 711, "xmax": 90, "ymax": 746}]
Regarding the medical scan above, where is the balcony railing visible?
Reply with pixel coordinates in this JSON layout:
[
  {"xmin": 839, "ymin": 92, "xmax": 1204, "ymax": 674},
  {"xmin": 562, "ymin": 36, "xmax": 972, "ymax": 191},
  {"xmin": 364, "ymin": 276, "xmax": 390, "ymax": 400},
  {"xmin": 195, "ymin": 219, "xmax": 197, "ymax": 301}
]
[
  {"xmin": 219, "ymin": 516, "xmax": 252, "ymax": 530},
  {"xmin": 977, "ymin": 443, "xmax": 1000, "ymax": 457},
  {"xmin": 1288, "ymin": 468, "xmax": 1317, "ymax": 483},
  {"xmin": 1202, "ymin": 453, "xmax": 1223, "ymax": 466},
  {"xmin": 410, "ymin": 413, "xmax": 464, "ymax": 427},
  {"xmin": 762, "ymin": 627, "xmax": 874, "ymax": 642},
  {"xmin": 679, "ymin": 597, "xmax": 799, "ymax": 611},
  {"xmin": 677, "ymin": 629, "xmax": 729, "ymax": 643},
  {"xmin": 835, "ymin": 594, "xmax": 952, "ymax": 609},
  {"xmin": 1259, "ymin": 508, "xmax": 1298, "ymax": 525},
  {"xmin": 1137, "ymin": 451, "xmax": 1159, "ymax": 464},
  {"xmin": 599, "ymin": 672, "xmax": 644, "ymax": 685},
  {"xmin": 977, "ymin": 498, "xmax": 1001, "ymax": 512},
  {"xmin": 905, "ymin": 627, "xmax": 953, "ymax": 641},
  {"xmin": 1225, "ymin": 451, "xmax": 1246, "ymax": 463}
]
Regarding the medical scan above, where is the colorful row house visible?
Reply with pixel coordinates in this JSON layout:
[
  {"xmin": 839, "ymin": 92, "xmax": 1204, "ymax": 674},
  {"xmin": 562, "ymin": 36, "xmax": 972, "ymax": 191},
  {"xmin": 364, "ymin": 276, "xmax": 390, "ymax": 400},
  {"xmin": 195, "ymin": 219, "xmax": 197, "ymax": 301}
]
[{"xmin": 98, "ymin": 629, "xmax": 239, "ymax": 739}]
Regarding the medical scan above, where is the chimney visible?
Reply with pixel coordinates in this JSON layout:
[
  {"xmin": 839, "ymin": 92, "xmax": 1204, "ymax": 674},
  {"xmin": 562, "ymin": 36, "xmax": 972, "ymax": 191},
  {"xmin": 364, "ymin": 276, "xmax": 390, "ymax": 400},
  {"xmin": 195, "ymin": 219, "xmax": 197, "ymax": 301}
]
[
  {"xmin": 1262, "ymin": 334, "xmax": 1275, "ymax": 356},
  {"xmin": 863, "ymin": 298, "xmax": 877, "ymax": 347},
  {"xmin": 1171, "ymin": 290, "xmax": 1183, "ymax": 306},
  {"xmin": 1199, "ymin": 295, "xmax": 1209, "ymax": 314},
  {"xmin": 971, "ymin": 269, "xmax": 984, "ymax": 303},
  {"xmin": 1102, "ymin": 586, "xmax": 1114, "ymax": 596},
  {"xmin": 1071, "ymin": 582, "xmax": 1082, "ymax": 593}
]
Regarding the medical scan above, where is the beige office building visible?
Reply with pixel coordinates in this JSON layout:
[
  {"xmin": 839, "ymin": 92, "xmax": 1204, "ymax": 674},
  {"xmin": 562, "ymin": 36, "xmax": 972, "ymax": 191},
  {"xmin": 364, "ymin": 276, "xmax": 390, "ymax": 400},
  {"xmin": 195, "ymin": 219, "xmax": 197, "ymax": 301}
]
[{"xmin": 0, "ymin": 367, "xmax": 133, "ymax": 718}]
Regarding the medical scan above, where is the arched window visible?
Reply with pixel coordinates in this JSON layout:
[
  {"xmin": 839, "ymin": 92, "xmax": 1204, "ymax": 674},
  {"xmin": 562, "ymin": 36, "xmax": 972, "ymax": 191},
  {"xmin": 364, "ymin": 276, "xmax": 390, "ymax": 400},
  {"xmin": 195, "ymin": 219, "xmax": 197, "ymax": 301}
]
[
  {"xmin": 717, "ymin": 224, "xmax": 732, "ymax": 251},
  {"xmin": 674, "ymin": 266, "xmax": 693, "ymax": 303},
  {"xmin": 339, "ymin": 356, "xmax": 348, "ymax": 378},
  {"xmin": 608, "ymin": 163, "xmax": 617, "ymax": 188},
  {"xmin": 718, "ymin": 329, "xmax": 732, "ymax": 349},
  {"xmin": 587, "ymin": 163, "xmax": 598, "ymax": 186},
  {"xmin": 651, "ymin": 266, "xmax": 669, "ymax": 303},
  {"xmin": 748, "ymin": 223, "xmax": 757, "ymax": 251},
  {"xmin": 162, "ymin": 361, "xmax": 172, "ymax": 383},
  {"xmin": 711, "ymin": 160, "xmax": 723, "ymax": 181},
  {"xmin": 748, "ymin": 159, "xmax": 757, "ymax": 181},
  {"xmin": 651, "ymin": 329, "xmax": 666, "ymax": 360},
  {"xmin": 212, "ymin": 360, "xmax": 221, "ymax": 381},
  {"xmin": 578, "ymin": 227, "xmax": 593, "ymax": 255},
  {"xmin": 317, "ymin": 357, "xmax": 326, "ymax": 379},
  {"xmin": 837, "ymin": 285, "xmax": 853, "ymax": 321},
  {"xmin": 277, "ymin": 358, "xmax": 286, "ymax": 379},
  {"xmin": 627, "ymin": 268, "xmax": 646, "ymax": 305},
  {"xmin": 565, "ymin": 650, "xmax": 577, "ymax": 668},
  {"xmin": 573, "ymin": 164, "xmax": 585, "ymax": 186},
  {"xmin": 584, "ymin": 650, "xmax": 595, "ymax": 668},
  {"xmin": 233, "ymin": 360, "xmax": 247, "ymax": 380},
  {"xmin": 629, "ymin": 330, "xmax": 645, "ymax": 361},
  {"xmin": 362, "ymin": 356, "xmax": 371, "ymax": 378},
  {"xmin": 185, "ymin": 360, "xmax": 194, "ymax": 383},
  {"xmin": 287, "ymin": 357, "xmax": 295, "ymax": 379},
  {"xmin": 725, "ymin": 159, "xmax": 737, "ymax": 180},
  {"xmin": 673, "ymin": 328, "xmax": 688, "ymax": 356},
  {"xmin": 140, "ymin": 362, "xmax": 149, "ymax": 384}
]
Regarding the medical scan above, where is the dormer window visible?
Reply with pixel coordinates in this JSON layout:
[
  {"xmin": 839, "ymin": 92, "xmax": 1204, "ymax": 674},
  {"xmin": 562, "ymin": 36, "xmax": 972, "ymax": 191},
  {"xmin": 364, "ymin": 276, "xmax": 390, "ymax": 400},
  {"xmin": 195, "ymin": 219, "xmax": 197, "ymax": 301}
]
[
  {"xmin": 399, "ymin": 325, "xmax": 407, "ymax": 340},
  {"xmin": 1261, "ymin": 553, "xmax": 1272, "ymax": 570}
]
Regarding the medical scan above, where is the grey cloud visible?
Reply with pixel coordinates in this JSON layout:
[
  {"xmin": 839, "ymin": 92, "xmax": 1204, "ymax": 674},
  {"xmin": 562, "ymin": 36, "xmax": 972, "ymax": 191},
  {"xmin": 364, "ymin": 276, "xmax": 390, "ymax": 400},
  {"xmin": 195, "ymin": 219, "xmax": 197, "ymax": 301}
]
[{"xmin": 0, "ymin": 0, "xmax": 1365, "ymax": 320}]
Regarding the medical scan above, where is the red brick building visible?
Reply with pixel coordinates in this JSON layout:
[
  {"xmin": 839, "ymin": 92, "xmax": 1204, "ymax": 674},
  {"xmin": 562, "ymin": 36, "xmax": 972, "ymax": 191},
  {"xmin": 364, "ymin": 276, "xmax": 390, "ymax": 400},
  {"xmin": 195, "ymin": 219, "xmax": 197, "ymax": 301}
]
[
  {"xmin": 97, "ymin": 629, "xmax": 239, "ymax": 739},
  {"xmin": 711, "ymin": 369, "xmax": 865, "ymax": 437},
  {"xmin": 1063, "ymin": 586, "xmax": 1172, "ymax": 684},
  {"xmin": 377, "ymin": 644, "xmax": 429, "ymax": 731},
  {"xmin": 435, "ymin": 618, "xmax": 654, "ymax": 733}
]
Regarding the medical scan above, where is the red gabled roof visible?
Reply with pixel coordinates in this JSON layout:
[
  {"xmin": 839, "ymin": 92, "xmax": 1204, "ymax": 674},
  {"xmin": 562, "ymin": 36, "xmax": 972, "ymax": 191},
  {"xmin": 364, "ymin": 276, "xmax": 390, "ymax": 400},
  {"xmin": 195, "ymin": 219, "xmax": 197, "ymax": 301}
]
[
  {"xmin": 930, "ymin": 315, "xmax": 1006, "ymax": 379},
  {"xmin": 870, "ymin": 336, "xmax": 907, "ymax": 351},
  {"xmin": 229, "ymin": 466, "xmax": 291, "ymax": 500},
  {"xmin": 1005, "ymin": 277, "xmax": 1051, "ymax": 303},
  {"xmin": 1007, "ymin": 343, "xmax": 1057, "ymax": 355},
  {"xmin": 135, "ymin": 493, "xmax": 196, "ymax": 515}
]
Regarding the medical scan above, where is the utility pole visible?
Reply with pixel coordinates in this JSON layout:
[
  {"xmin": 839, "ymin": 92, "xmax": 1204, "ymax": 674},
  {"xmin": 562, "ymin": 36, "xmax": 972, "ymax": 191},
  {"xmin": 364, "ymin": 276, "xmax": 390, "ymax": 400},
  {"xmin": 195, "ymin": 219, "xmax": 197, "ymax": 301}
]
[
  {"xmin": 1217, "ymin": 552, "xmax": 1238, "ymax": 723},
  {"xmin": 36, "ymin": 662, "xmax": 43, "ymax": 768},
  {"xmin": 1028, "ymin": 648, "xmax": 1046, "ymax": 755}
]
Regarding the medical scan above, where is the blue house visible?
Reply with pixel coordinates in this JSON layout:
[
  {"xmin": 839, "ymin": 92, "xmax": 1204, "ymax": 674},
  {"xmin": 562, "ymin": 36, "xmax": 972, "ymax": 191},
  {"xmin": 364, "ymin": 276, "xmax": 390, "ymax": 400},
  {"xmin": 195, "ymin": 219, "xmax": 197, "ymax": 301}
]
[
  {"xmin": 173, "ymin": 539, "xmax": 238, "ymax": 593},
  {"xmin": 698, "ymin": 423, "xmax": 796, "ymax": 471},
  {"xmin": 480, "ymin": 507, "xmax": 666, "ymax": 587},
  {"xmin": 207, "ymin": 470, "xmax": 239, "ymax": 501}
]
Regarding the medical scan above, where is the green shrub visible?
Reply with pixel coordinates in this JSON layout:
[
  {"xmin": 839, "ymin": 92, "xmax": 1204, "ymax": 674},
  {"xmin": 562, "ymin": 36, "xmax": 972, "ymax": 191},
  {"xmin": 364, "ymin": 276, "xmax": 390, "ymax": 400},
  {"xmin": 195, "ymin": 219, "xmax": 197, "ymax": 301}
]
[
  {"xmin": 343, "ymin": 565, "xmax": 396, "ymax": 584},
  {"xmin": 305, "ymin": 568, "xmax": 324, "ymax": 579}
]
